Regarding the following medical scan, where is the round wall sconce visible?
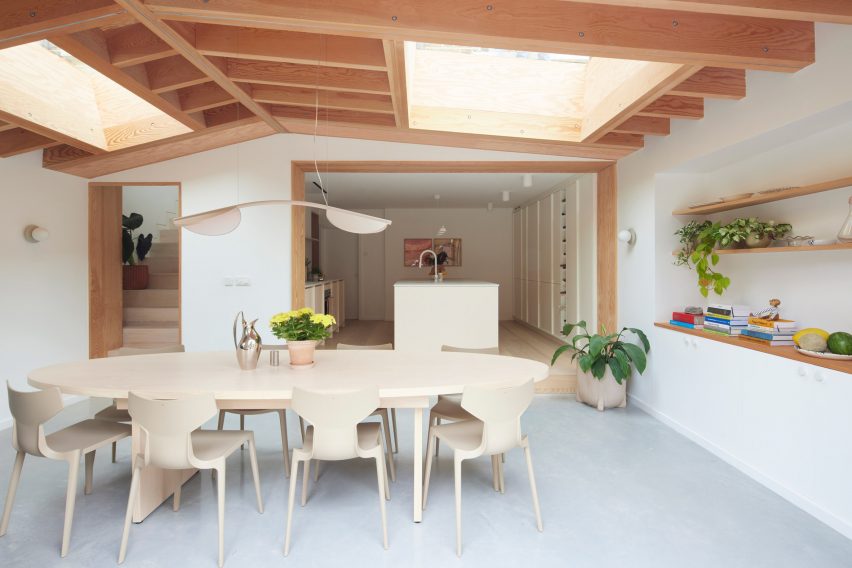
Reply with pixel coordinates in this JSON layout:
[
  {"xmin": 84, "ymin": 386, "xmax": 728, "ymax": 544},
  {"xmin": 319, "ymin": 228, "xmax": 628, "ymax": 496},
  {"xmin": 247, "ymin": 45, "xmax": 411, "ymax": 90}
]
[
  {"xmin": 23, "ymin": 225, "xmax": 49, "ymax": 243},
  {"xmin": 617, "ymin": 228, "xmax": 636, "ymax": 245}
]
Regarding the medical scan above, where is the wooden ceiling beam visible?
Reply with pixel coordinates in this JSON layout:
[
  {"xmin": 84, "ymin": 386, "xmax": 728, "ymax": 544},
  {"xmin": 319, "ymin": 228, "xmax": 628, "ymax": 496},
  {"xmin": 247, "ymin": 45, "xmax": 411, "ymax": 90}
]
[
  {"xmin": 113, "ymin": 0, "xmax": 286, "ymax": 134},
  {"xmin": 193, "ymin": 24, "xmax": 387, "ymax": 71},
  {"xmin": 0, "ymin": 0, "xmax": 132, "ymax": 49},
  {"xmin": 669, "ymin": 66, "xmax": 746, "ymax": 99},
  {"xmin": 106, "ymin": 23, "xmax": 178, "ymax": 67},
  {"xmin": 202, "ymin": 102, "xmax": 253, "ymax": 127},
  {"xmin": 383, "ymin": 40, "xmax": 409, "ymax": 128},
  {"xmin": 51, "ymin": 31, "xmax": 205, "ymax": 130},
  {"xmin": 144, "ymin": 0, "xmax": 815, "ymax": 71},
  {"xmin": 142, "ymin": 55, "xmax": 211, "ymax": 93},
  {"xmin": 268, "ymin": 105, "xmax": 398, "ymax": 128},
  {"xmin": 251, "ymin": 85, "xmax": 394, "ymax": 114},
  {"xmin": 177, "ymin": 82, "xmax": 237, "ymax": 113},
  {"xmin": 564, "ymin": 1, "xmax": 852, "ymax": 25},
  {"xmin": 0, "ymin": 127, "xmax": 59, "ymax": 158},
  {"xmin": 612, "ymin": 115, "xmax": 671, "ymax": 136},
  {"xmin": 227, "ymin": 58, "xmax": 391, "ymax": 94},
  {"xmin": 636, "ymin": 95, "xmax": 705, "ymax": 119},
  {"xmin": 595, "ymin": 132, "xmax": 645, "ymax": 149}
]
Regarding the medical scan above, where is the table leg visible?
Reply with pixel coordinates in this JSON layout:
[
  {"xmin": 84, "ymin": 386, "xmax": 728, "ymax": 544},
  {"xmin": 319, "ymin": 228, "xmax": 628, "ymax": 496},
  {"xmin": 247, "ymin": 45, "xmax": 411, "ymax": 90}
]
[
  {"xmin": 131, "ymin": 423, "xmax": 196, "ymax": 523},
  {"xmin": 413, "ymin": 407, "xmax": 423, "ymax": 522}
]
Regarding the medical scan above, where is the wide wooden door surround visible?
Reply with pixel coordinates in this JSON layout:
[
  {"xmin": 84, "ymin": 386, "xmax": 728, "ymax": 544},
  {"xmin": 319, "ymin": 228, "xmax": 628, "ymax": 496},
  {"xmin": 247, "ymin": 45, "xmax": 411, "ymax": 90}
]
[{"xmin": 290, "ymin": 161, "xmax": 618, "ymax": 331}]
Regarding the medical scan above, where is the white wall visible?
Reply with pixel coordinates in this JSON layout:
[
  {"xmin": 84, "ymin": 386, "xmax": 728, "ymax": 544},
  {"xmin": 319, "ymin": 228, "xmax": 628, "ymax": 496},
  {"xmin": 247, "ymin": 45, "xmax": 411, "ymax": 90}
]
[
  {"xmin": 383, "ymin": 208, "xmax": 514, "ymax": 320},
  {"xmin": 122, "ymin": 185, "xmax": 179, "ymax": 241},
  {"xmin": 0, "ymin": 152, "xmax": 88, "ymax": 428},
  {"xmin": 320, "ymin": 225, "xmax": 359, "ymax": 319}
]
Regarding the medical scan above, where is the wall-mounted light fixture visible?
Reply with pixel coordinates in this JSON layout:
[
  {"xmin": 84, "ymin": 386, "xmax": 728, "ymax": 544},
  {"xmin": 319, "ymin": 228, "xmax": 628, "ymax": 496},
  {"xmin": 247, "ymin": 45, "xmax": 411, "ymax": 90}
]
[
  {"xmin": 617, "ymin": 228, "xmax": 636, "ymax": 245},
  {"xmin": 522, "ymin": 174, "xmax": 533, "ymax": 188},
  {"xmin": 502, "ymin": 190, "xmax": 510, "ymax": 202},
  {"xmin": 23, "ymin": 225, "xmax": 49, "ymax": 243}
]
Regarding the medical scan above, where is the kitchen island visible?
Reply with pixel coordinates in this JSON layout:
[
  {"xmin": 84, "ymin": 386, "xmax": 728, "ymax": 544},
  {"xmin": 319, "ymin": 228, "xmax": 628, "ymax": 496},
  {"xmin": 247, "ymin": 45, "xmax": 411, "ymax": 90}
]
[{"xmin": 394, "ymin": 279, "xmax": 499, "ymax": 352}]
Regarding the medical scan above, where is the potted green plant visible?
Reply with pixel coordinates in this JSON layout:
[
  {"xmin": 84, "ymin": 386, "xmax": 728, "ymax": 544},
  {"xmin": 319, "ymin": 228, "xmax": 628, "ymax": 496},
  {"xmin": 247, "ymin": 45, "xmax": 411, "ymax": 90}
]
[
  {"xmin": 122, "ymin": 213, "xmax": 153, "ymax": 290},
  {"xmin": 269, "ymin": 308, "xmax": 336, "ymax": 367},
  {"xmin": 745, "ymin": 220, "xmax": 792, "ymax": 248},
  {"xmin": 552, "ymin": 321, "xmax": 650, "ymax": 411},
  {"xmin": 674, "ymin": 220, "xmax": 712, "ymax": 266}
]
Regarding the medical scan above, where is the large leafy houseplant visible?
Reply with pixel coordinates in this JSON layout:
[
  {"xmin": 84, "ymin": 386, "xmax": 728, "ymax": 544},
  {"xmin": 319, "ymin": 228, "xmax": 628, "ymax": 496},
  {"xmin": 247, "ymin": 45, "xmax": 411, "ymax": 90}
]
[
  {"xmin": 551, "ymin": 321, "xmax": 650, "ymax": 384},
  {"xmin": 121, "ymin": 213, "xmax": 153, "ymax": 290},
  {"xmin": 674, "ymin": 220, "xmax": 712, "ymax": 266}
]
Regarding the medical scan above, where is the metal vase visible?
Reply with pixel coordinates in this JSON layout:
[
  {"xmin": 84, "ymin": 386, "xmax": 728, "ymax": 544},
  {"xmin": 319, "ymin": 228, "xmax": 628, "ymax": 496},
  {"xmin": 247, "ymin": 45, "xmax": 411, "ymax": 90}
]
[{"xmin": 233, "ymin": 311, "xmax": 263, "ymax": 370}]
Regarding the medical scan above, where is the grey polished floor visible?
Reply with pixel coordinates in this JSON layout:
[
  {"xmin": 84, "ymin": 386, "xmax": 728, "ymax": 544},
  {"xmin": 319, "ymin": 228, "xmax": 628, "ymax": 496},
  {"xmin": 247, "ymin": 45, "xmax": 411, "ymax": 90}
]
[{"xmin": 1, "ymin": 396, "xmax": 850, "ymax": 568}]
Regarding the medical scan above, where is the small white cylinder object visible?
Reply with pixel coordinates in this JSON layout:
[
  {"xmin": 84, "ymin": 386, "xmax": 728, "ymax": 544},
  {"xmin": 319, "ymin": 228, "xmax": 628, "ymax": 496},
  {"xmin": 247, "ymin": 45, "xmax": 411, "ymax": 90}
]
[
  {"xmin": 24, "ymin": 225, "xmax": 49, "ymax": 243},
  {"xmin": 617, "ymin": 228, "xmax": 635, "ymax": 244},
  {"xmin": 502, "ymin": 191, "xmax": 510, "ymax": 202},
  {"xmin": 522, "ymin": 174, "xmax": 533, "ymax": 188}
]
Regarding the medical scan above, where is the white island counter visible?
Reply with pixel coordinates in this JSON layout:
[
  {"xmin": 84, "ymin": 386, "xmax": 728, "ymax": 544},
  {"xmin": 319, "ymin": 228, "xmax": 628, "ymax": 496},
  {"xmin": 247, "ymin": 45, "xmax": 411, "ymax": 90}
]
[{"xmin": 394, "ymin": 279, "xmax": 499, "ymax": 352}]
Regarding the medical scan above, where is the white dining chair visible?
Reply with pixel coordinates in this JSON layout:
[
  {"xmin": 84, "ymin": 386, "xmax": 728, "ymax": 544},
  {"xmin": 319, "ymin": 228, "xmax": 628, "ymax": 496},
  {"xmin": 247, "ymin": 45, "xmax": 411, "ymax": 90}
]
[
  {"xmin": 217, "ymin": 408, "xmax": 293, "ymax": 476},
  {"xmin": 98, "ymin": 344, "xmax": 185, "ymax": 463},
  {"xmin": 118, "ymin": 391, "xmax": 263, "ymax": 567},
  {"xmin": 335, "ymin": 343, "xmax": 396, "ymax": 482},
  {"xmin": 422, "ymin": 379, "xmax": 543, "ymax": 556},
  {"xmin": 430, "ymin": 345, "xmax": 500, "ymax": 457},
  {"xmin": 1, "ymin": 383, "xmax": 131, "ymax": 557},
  {"xmin": 284, "ymin": 387, "xmax": 390, "ymax": 556}
]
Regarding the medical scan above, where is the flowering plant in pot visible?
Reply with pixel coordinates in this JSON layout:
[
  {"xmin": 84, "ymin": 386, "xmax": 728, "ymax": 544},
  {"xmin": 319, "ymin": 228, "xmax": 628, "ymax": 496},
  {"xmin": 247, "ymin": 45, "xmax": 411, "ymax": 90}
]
[
  {"xmin": 552, "ymin": 321, "xmax": 649, "ymax": 411},
  {"xmin": 269, "ymin": 308, "xmax": 336, "ymax": 367},
  {"xmin": 122, "ymin": 213, "xmax": 153, "ymax": 290}
]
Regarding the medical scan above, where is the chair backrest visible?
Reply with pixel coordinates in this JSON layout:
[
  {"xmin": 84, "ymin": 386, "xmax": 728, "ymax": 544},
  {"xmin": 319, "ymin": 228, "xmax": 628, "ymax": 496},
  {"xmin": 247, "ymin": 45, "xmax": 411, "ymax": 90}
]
[
  {"xmin": 108, "ymin": 345, "xmax": 186, "ymax": 357},
  {"xmin": 128, "ymin": 391, "xmax": 216, "ymax": 469},
  {"xmin": 7, "ymin": 382, "xmax": 64, "ymax": 456},
  {"xmin": 292, "ymin": 387, "xmax": 379, "ymax": 461},
  {"xmin": 441, "ymin": 345, "xmax": 500, "ymax": 355},
  {"xmin": 336, "ymin": 343, "xmax": 393, "ymax": 350},
  {"xmin": 461, "ymin": 379, "xmax": 534, "ymax": 455}
]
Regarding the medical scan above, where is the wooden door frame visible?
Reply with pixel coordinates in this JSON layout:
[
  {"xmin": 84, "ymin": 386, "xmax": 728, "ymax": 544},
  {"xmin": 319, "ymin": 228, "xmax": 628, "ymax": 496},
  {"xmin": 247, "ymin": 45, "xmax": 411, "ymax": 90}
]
[
  {"xmin": 290, "ymin": 161, "xmax": 617, "ymax": 331},
  {"xmin": 88, "ymin": 181, "xmax": 183, "ymax": 358}
]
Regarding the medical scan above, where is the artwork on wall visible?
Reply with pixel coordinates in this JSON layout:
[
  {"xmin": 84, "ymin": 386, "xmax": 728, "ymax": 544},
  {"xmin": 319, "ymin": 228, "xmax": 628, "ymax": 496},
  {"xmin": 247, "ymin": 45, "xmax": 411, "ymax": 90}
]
[{"xmin": 403, "ymin": 238, "xmax": 463, "ymax": 267}]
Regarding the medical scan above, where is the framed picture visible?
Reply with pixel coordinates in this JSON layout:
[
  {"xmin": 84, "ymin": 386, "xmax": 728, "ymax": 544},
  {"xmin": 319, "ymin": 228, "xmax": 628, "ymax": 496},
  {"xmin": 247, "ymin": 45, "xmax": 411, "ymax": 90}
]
[
  {"xmin": 433, "ymin": 238, "xmax": 462, "ymax": 266},
  {"xmin": 404, "ymin": 238, "xmax": 434, "ymax": 266}
]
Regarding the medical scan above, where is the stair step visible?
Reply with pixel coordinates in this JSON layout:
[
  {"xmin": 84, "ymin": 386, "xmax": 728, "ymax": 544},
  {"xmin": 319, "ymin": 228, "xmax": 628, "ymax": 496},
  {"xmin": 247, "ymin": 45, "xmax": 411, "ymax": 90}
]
[
  {"xmin": 149, "ymin": 273, "xmax": 178, "ymax": 289},
  {"xmin": 123, "ymin": 325, "xmax": 179, "ymax": 345},
  {"xmin": 123, "ymin": 307, "xmax": 179, "ymax": 322},
  {"xmin": 124, "ymin": 289, "xmax": 179, "ymax": 308},
  {"xmin": 158, "ymin": 228, "xmax": 178, "ymax": 243},
  {"xmin": 145, "ymin": 256, "xmax": 179, "ymax": 274},
  {"xmin": 150, "ymin": 242, "xmax": 178, "ymax": 257}
]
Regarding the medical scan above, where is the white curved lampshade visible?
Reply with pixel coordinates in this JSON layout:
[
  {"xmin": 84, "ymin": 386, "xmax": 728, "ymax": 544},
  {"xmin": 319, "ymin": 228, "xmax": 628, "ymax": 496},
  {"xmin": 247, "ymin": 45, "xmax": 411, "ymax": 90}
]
[
  {"xmin": 175, "ymin": 206, "xmax": 242, "ymax": 236},
  {"xmin": 326, "ymin": 207, "xmax": 392, "ymax": 234}
]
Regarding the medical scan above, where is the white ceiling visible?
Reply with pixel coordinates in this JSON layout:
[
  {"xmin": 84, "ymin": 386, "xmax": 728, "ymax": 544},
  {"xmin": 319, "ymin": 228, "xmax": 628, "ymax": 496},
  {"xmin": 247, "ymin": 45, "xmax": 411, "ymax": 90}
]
[{"xmin": 304, "ymin": 171, "xmax": 583, "ymax": 209}]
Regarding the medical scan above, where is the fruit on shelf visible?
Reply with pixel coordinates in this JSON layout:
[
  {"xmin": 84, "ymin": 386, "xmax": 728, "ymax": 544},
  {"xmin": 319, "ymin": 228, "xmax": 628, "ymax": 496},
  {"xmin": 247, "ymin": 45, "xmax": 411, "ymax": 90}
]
[
  {"xmin": 798, "ymin": 333, "xmax": 828, "ymax": 352},
  {"xmin": 793, "ymin": 328, "xmax": 829, "ymax": 347},
  {"xmin": 827, "ymin": 332, "xmax": 852, "ymax": 356}
]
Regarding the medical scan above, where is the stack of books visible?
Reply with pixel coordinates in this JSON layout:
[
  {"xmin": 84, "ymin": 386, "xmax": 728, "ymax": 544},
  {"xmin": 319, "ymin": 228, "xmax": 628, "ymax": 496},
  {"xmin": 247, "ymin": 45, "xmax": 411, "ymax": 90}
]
[
  {"xmin": 703, "ymin": 304, "xmax": 751, "ymax": 336},
  {"xmin": 740, "ymin": 317, "xmax": 798, "ymax": 346},
  {"xmin": 669, "ymin": 311, "xmax": 704, "ymax": 330}
]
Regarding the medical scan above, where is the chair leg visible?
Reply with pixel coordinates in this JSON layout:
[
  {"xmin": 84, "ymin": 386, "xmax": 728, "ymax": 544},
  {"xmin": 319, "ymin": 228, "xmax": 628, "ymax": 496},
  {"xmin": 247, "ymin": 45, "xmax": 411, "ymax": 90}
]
[
  {"xmin": 298, "ymin": 417, "xmax": 306, "ymax": 442},
  {"xmin": 278, "ymin": 410, "xmax": 291, "ymax": 477},
  {"xmin": 313, "ymin": 460, "xmax": 320, "ymax": 482},
  {"xmin": 498, "ymin": 456, "xmax": 505, "ymax": 494},
  {"xmin": 491, "ymin": 455, "xmax": 500, "ymax": 492},
  {"xmin": 284, "ymin": 459, "xmax": 300, "ymax": 556},
  {"xmin": 380, "ymin": 412, "xmax": 396, "ymax": 482},
  {"xmin": 0, "ymin": 451, "xmax": 25, "ymax": 536},
  {"xmin": 435, "ymin": 417, "xmax": 441, "ymax": 456},
  {"xmin": 454, "ymin": 456, "xmax": 463, "ymax": 557},
  {"xmin": 523, "ymin": 443, "xmax": 543, "ymax": 532},
  {"xmin": 390, "ymin": 409, "xmax": 399, "ymax": 454},
  {"xmin": 217, "ymin": 410, "xmax": 225, "ymax": 430},
  {"xmin": 84, "ymin": 451, "xmax": 95, "ymax": 495},
  {"xmin": 378, "ymin": 431, "xmax": 391, "ymax": 501},
  {"xmin": 118, "ymin": 464, "xmax": 142, "ymax": 564},
  {"xmin": 173, "ymin": 477, "xmax": 181, "ymax": 512},
  {"xmin": 111, "ymin": 442, "xmax": 117, "ymax": 464},
  {"xmin": 240, "ymin": 414, "xmax": 245, "ymax": 450},
  {"xmin": 61, "ymin": 454, "xmax": 81, "ymax": 557},
  {"xmin": 247, "ymin": 435, "xmax": 264, "ymax": 514},
  {"xmin": 374, "ymin": 455, "xmax": 389, "ymax": 550},
  {"xmin": 301, "ymin": 460, "xmax": 310, "ymax": 507},
  {"xmin": 422, "ymin": 431, "xmax": 436, "ymax": 510},
  {"xmin": 215, "ymin": 466, "xmax": 226, "ymax": 568}
]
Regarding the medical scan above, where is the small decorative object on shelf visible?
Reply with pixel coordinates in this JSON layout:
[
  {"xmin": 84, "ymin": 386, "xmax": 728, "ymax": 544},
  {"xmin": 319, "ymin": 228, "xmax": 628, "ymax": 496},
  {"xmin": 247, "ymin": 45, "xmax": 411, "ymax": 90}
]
[
  {"xmin": 838, "ymin": 196, "xmax": 852, "ymax": 243},
  {"xmin": 793, "ymin": 327, "xmax": 852, "ymax": 360},
  {"xmin": 750, "ymin": 298, "xmax": 782, "ymax": 321},
  {"xmin": 775, "ymin": 235, "xmax": 815, "ymax": 247},
  {"xmin": 270, "ymin": 308, "xmax": 335, "ymax": 369},
  {"xmin": 551, "ymin": 321, "xmax": 650, "ymax": 411},
  {"xmin": 684, "ymin": 306, "xmax": 704, "ymax": 315},
  {"xmin": 233, "ymin": 311, "xmax": 262, "ymax": 370}
]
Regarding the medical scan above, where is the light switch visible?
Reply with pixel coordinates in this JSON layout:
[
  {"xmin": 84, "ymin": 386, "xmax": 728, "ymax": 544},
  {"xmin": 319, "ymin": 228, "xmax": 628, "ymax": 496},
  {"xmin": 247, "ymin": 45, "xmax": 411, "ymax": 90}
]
[
  {"xmin": 235, "ymin": 277, "xmax": 251, "ymax": 287},
  {"xmin": 223, "ymin": 277, "xmax": 235, "ymax": 286}
]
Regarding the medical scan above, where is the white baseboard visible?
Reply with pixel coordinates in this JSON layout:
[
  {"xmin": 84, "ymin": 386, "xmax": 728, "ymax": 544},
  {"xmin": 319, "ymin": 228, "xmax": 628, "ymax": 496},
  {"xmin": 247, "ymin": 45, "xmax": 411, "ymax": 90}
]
[{"xmin": 629, "ymin": 393, "xmax": 852, "ymax": 541}]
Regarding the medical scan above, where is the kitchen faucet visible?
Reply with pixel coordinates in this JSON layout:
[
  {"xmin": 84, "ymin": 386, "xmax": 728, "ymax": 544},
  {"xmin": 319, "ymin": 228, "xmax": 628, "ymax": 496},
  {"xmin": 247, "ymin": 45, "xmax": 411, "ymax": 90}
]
[{"xmin": 418, "ymin": 249, "xmax": 440, "ymax": 282}]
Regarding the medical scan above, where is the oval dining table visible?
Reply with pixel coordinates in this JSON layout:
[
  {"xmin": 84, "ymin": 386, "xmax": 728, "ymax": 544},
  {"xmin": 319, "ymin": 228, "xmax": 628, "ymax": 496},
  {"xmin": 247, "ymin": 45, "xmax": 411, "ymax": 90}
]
[{"xmin": 29, "ymin": 349, "xmax": 549, "ymax": 523}]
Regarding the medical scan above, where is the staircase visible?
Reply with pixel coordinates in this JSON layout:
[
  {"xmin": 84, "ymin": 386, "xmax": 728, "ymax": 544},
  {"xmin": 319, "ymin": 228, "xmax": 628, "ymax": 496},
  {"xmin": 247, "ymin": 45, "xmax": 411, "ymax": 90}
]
[{"xmin": 112, "ymin": 228, "xmax": 181, "ymax": 354}]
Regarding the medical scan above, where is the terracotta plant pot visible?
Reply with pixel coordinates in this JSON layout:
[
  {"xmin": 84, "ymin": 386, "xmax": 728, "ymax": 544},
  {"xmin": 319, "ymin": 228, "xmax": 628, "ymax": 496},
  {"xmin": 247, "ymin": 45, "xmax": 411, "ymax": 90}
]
[
  {"xmin": 745, "ymin": 232, "xmax": 771, "ymax": 248},
  {"xmin": 288, "ymin": 340, "xmax": 318, "ymax": 367},
  {"xmin": 576, "ymin": 366, "xmax": 627, "ymax": 411},
  {"xmin": 122, "ymin": 264, "xmax": 149, "ymax": 290}
]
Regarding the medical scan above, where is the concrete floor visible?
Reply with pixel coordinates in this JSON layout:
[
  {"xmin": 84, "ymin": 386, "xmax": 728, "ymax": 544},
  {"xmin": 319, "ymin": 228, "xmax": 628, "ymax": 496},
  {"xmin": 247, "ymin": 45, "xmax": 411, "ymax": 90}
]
[{"xmin": 1, "ymin": 396, "xmax": 851, "ymax": 568}]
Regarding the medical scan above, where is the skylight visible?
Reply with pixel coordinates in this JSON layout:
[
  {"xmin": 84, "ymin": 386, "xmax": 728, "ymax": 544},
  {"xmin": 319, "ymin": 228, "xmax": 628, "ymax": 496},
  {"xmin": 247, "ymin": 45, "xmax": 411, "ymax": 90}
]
[{"xmin": 414, "ymin": 43, "xmax": 590, "ymax": 64}]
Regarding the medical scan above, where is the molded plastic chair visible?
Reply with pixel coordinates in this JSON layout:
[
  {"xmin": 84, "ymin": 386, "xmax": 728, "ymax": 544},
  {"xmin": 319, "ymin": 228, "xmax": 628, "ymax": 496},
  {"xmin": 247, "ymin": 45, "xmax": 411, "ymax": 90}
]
[
  {"xmin": 1, "ymin": 383, "xmax": 130, "ymax": 557},
  {"xmin": 98, "ymin": 344, "xmax": 185, "ymax": 462},
  {"xmin": 118, "ymin": 392, "xmax": 263, "ymax": 567},
  {"xmin": 422, "ymin": 379, "xmax": 543, "ymax": 556},
  {"xmin": 284, "ymin": 387, "xmax": 390, "ymax": 556},
  {"xmin": 335, "ymin": 343, "xmax": 396, "ymax": 481},
  {"xmin": 430, "ymin": 345, "xmax": 500, "ymax": 457},
  {"xmin": 217, "ymin": 408, "xmax": 293, "ymax": 476}
]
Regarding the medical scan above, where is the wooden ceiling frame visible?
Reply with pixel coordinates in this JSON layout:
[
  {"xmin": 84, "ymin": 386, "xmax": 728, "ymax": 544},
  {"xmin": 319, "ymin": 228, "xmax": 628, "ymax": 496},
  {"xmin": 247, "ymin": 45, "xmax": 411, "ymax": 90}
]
[{"xmin": 0, "ymin": 0, "xmax": 133, "ymax": 49}]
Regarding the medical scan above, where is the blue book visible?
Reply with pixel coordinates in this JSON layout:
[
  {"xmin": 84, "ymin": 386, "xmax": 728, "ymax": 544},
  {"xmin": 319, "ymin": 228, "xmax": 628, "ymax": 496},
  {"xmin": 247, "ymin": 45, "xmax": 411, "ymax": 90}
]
[
  {"xmin": 742, "ymin": 329, "xmax": 793, "ymax": 341},
  {"xmin": 705, "ymin": 315, "xmax": 747, "ymax": 327},
  {"xmin": 669, "ymin": 320, "xmax": 703, "ymax": 330}
]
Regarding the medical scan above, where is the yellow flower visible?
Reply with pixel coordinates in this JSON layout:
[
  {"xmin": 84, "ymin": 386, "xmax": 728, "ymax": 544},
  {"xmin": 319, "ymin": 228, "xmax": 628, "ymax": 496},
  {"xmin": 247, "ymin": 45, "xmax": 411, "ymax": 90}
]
[
  {"xmin": 298, "ymin": 307, "xmax": 315, "ymax": 316},
  {"xmin": 270, "ymin": 312, "xmax": 292, "ymax": 324},
  {"xmin": 310, "ymin": 314, "xmax": 336, "ymax": 328}
]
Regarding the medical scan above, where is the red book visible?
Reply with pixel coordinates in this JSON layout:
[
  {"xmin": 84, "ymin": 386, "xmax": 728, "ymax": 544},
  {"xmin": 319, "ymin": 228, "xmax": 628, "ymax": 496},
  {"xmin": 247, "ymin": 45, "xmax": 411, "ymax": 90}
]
[{"xmin": 672, "ymin": 312, "xmax": 704, "ymax": 324}]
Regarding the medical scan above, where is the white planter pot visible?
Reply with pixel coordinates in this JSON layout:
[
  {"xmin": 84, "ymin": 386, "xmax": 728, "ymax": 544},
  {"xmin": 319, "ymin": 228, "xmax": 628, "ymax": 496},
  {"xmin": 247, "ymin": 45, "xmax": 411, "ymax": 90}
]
[{"xmin": 576, "ymin": 366, "xmax": 627, "ymax": 411}]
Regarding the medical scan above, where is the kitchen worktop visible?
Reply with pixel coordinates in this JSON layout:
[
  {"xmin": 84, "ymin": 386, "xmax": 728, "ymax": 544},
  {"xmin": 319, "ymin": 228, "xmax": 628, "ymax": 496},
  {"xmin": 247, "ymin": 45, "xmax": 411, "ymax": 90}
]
[{"xmin": 393, "ymin": 279, "xmax": 499, "ymax": 287}]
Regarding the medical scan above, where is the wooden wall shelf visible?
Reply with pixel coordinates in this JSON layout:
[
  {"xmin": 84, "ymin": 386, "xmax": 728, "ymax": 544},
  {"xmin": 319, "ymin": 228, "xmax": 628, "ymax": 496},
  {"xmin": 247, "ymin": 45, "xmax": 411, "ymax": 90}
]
[
  {"xmin": 672, "ymin": 175, "xmax": 852, "ymax": 215},
  {"xmin": 715, "ymin": 243, "xmax": 852, "ymax": 255},
  {"xmin": 655, "ymin": 323, "xmax": 851, "ymax": 375}
]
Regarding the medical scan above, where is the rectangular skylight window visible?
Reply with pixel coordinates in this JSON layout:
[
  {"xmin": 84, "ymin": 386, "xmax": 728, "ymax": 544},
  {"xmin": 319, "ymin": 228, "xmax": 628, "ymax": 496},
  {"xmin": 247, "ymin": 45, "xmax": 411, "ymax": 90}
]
[{"xmin": 414, "ymin": 43, "xmax": 590, "ymax": 64}]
